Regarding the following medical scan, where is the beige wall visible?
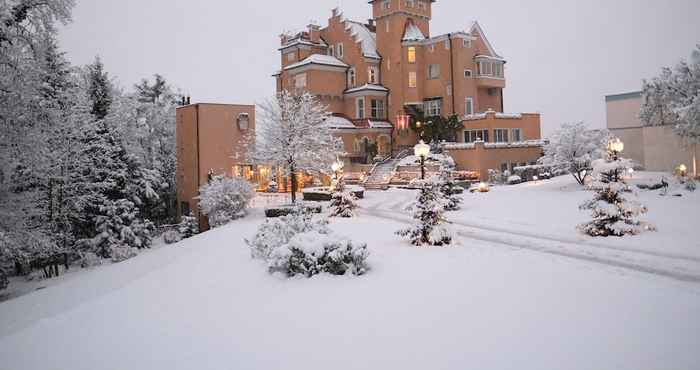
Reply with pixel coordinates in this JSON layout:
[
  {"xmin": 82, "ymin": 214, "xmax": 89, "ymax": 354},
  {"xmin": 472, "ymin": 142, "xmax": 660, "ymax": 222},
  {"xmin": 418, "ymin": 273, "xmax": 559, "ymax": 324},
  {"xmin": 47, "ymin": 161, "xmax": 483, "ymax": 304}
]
[
  {"xmin": 606, "ymin": 92, "xmax": 699, "ymax": 174},
  {"xmin": 460, "ymin": 112, "xmax": 541, "ymax": 142},
  {"xmin": 176, "ymin": 103, "xmax": 255, "ymax": 230},
  {"xmin": 445, "ymin": 144, "xmax": 543, "ymax": 180}
]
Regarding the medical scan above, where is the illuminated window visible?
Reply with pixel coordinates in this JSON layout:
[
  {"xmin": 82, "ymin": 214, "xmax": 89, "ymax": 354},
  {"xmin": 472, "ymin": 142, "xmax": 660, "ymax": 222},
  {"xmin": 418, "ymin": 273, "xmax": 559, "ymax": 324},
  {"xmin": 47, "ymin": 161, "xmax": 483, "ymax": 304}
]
[
  {"xmin": 408, "ymin": 72, "xmax": 417, "ymax": 88},
  {"xmin": 407, "ymin": 46, "xmax": 416, "ymax": 63}
]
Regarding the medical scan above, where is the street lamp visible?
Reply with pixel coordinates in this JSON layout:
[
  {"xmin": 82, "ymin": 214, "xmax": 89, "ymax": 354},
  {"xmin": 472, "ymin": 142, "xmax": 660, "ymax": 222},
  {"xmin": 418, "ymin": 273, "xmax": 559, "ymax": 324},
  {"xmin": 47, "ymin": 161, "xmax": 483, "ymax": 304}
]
[
  {"xmin": 679, "ymin": 164, "xmax": 688, "ymax": 177},
  {"xmin": 414, "ymin": 140, "xmax": 431, "ymax": 180},
  {"xmin": 608, "ymin": 138, "xmax": 624, "ymax": 159}
]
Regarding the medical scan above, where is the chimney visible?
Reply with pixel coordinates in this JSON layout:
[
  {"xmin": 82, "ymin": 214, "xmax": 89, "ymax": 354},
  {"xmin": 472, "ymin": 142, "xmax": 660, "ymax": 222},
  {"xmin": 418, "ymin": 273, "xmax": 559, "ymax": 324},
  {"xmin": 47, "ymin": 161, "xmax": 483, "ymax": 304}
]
[
  {"xmin": 307, "ymin": 24, "xmax": 320, "ymax": 43},
  {"xmin": 186, "ymin": 96, "xmax": 191, "ymax": 105}
]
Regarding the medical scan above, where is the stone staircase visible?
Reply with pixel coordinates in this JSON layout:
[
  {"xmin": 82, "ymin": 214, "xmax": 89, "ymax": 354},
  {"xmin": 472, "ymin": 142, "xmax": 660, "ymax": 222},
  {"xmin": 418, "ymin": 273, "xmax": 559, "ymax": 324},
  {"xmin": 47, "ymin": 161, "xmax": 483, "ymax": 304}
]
[{"xmin": 362, "ymin": 151, "xmax": 409, "ymax": 190}]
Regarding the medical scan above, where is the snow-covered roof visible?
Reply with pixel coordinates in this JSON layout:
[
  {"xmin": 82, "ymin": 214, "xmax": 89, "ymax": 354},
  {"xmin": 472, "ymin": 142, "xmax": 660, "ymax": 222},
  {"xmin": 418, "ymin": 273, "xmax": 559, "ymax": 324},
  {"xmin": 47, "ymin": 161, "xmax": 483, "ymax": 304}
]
[
  {"xmin": 468, "ymin": 21, "xmax": 502, "ymax": 59},
  {"xmin": 284, "ymin": 54, "xmax": 349, "ymax": 71},
  {"xmin": 344, "ymin": 21, "xmax": 380, "ymax": 59},
  {"xmin": 369, "ymin": 120, "xmax": 393, "ymax": 129},
  {"xmin": 402, "ymin": 21, "xmax": 426, "ymax": 42},
  {"xmin": 325, "ymin": 115, "xmax": 356, "ymax": 129},
  {"xmin": 344, "ymin": 84, "xmax": 389, "ymax": 94}
]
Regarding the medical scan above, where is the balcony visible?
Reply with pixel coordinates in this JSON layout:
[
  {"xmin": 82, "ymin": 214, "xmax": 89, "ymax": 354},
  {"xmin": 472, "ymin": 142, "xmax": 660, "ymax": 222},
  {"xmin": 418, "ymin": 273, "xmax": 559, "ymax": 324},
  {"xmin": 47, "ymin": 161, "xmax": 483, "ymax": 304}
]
[{"xmin": 475, "ymin": 75, "xmax": 506, "ymax": 88}]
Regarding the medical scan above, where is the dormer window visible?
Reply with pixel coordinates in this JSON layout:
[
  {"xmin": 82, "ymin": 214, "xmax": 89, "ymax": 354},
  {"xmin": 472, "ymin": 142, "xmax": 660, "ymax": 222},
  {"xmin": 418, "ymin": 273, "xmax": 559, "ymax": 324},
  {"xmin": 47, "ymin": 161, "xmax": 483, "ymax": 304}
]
[{"xmin": 237, "ymin": 113, "xmax": 250, "ymax": 131}]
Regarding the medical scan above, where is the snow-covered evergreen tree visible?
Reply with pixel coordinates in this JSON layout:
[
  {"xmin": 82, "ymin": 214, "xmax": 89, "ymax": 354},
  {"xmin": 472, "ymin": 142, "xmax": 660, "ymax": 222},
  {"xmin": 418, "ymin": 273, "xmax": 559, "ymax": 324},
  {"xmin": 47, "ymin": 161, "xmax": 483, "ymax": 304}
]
[
  {"xmin": 175, "ymin": 215, "xmax": 197, "ymax": 239},
  {"xmin": 328, "ymin": 178, "xmax": 357, "ymax": 218},
  {"xmin": 198, "ymin": 175, "xmax": 254, "ymax": 228},
  {"xmin": 579, "ymin": 154, "xmax": 654, "ymax": 237},
  {"xmin": 251, "ymin": 91, "xmax": 343, "ymax": 203},
  {"xmin": 641, "ymin": 46, "xmax": 700, "ymax": 176},
  {"xmin": 437, "ymin": 163, "xmax": 462, "ymax": 211},
  {"xmin": 396, "ymin": 180, "xmax": 453, "ymax": 246},
  {"xmin": 539, "ymin": 122, "xmax": 609, "ymax": 185},
  {"xmin": 86, "ymin": 56, "xmax": 112, "ymax": 120}
]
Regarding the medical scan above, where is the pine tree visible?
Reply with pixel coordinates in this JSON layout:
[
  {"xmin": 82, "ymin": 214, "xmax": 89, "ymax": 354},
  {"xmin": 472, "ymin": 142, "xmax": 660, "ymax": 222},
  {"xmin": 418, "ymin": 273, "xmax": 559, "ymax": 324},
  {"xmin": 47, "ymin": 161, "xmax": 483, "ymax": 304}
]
[
  {"xmin": 437, "ymin": 164, "xmax": 462, "ymax": 211},
  {"xmin": 86, "ymin": 56, "xmax": 112, "ymax": 120},
  {"xmin": 329, "ymin": 178, "xmax": 357, "ymax": 218},
  {"xmin": 177, "ymin": 214, "xmax": 199, "ymax": 239},
  {"xmin": 579, "ymin": 153, "xmax": 654, "ymax": 237},
  {"xmin": 396, "ymin": 180, "xmax": 453, "ymax": 246}
]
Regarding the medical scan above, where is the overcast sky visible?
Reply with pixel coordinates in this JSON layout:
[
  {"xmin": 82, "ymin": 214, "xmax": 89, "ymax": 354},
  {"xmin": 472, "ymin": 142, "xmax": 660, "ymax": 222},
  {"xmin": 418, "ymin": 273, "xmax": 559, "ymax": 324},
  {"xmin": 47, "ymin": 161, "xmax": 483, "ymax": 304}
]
[{"xmin": 58, "ymin": 0, "xmax": 700, "ymax": 135}]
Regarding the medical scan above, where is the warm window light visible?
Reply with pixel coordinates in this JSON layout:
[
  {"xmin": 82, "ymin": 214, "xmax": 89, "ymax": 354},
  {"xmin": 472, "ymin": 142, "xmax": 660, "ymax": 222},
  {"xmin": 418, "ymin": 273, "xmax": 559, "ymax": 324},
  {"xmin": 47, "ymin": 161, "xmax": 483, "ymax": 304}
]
[{"xmin": 414, "ymin": 140, "xmax": 430, "ymax": 158}]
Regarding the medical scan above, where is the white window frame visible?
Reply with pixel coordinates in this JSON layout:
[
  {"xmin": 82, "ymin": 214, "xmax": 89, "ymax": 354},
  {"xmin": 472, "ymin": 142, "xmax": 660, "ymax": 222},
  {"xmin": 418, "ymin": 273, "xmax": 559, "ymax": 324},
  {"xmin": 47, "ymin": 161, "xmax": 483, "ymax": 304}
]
[
  {"xmin": 427, "ymin": 64, "xmax": 440, "ymax": 80},
  {"xmin": 494, "ymin": 128, "xmax": 509, "ymax": 143},
  {"xmin": 368, "ymin": 66, "xmax": 378, "ymax": 84},
  {"xmin": 464, "ymin": 129, "xmax": 488, "ymax": 143},
  {"xmin": 418, "ymin": 0, "xmax": 427, "ymax": 10},
  {"xmin": 408, "ymin": 71, "xmax": 417, "ymax": 88},
  {"xmin": 465, "ymin": 97, "xmax": 474, "ymax": 115},
  {"xmin": 371, "ymin": 99, "xmax": 385, "ymax": 119},
  {"xmin": 463, "ymin": 39, "xmax": 472, "ymax": 48},
  {"xmin": 424, "ymin": 100, "xmax": 441, "ymax": 117},
  {"xmin": 348, "ymin": 68, "xmax": 356, "ymax": 87},
  {"xmin": 406, "ymin": 0, "xmax": 415, "ymax": 8},
  {"xmin": 511, "ymin": 128, "xmax": 522, "ymax": 142},
  {"xmin": 336, "ymin": 43, "xmax": 344, "ymax": 58},
  {"xmin": 382, "ymin": 0, "xmax": 391, "ymax": 10},
  {"xmin": 356, "ymin": 97, "xmax": 365, "ymax": 119},
  {"xmin": 328, "ymin": 47, "xmax": 334, "ymax": 57},
  {"xmin": 464, "ymin": 69, "xmax": 472, "ymax": 78},
  {"xmin": 407, "ymin": 46, "xmax": 416, "ymax": 63}
]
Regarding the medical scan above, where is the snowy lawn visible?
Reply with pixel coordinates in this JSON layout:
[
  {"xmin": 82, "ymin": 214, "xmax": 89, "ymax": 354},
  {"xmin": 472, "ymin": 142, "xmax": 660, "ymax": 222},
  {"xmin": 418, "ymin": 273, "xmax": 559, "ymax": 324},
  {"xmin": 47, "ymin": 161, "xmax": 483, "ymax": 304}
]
[{"xmin": 1, "ymin": 175, "xmax": 700, "ymax": 370}]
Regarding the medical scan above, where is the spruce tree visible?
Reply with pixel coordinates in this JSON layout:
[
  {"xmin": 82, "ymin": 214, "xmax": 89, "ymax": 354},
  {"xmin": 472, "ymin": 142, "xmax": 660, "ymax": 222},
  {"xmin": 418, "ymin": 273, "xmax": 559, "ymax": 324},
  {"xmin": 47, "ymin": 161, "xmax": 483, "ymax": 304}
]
[
  {"xmin": 87, "ymin": 56, "xmax": 112, "ymax": 120},
  {"xmin": 396, "ymin": 180, "xmax": 453, "ymax": 246},
  {"xmin": 329, "ymin": 178, "xmax": 358, "ymax": 218},
  {"xmin": 438, "ymin": 165, "xmax": 462, "ymax": 211},
  {"xmin": 579, "ymin": 153, "xmax": 654, "ymax": 237}
]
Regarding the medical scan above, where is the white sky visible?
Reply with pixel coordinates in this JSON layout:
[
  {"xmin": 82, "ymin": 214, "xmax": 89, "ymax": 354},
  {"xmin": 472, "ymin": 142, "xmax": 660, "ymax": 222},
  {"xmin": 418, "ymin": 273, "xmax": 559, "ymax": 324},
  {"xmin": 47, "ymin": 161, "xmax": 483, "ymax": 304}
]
[{"xmin": 58, "ymin": 0, "xmax": 700, "ymax": 136}]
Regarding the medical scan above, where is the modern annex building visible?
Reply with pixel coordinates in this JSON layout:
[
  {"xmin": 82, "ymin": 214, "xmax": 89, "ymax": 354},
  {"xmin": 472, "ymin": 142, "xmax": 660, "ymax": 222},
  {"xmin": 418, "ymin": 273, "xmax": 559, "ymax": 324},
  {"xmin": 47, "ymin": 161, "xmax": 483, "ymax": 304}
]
[{"xmin": 274, "ymin": 0, "xmax": 544, "ymax": 179}]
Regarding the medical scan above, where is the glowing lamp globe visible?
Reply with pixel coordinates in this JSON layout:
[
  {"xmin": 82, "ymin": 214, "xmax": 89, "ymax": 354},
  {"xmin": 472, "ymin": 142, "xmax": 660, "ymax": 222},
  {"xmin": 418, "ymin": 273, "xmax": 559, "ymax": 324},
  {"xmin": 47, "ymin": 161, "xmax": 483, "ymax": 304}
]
[
  {"xmin": 331, "ymin": 160, "xmax": 343, "ymax": 173},
  {"xmin": 679, "ymin": 164, "xmax": 688, "ymax": 175},
  {"xmin": 608, "ymin": 138, "xmax": 624, "ymax": 153},
  {"xmin": 478, "ymin": 182, "xmax": 489, "ymax": 192},
  {"xmin": 414, "ymin": 140, "xmax": 430, "ymax": 158}
]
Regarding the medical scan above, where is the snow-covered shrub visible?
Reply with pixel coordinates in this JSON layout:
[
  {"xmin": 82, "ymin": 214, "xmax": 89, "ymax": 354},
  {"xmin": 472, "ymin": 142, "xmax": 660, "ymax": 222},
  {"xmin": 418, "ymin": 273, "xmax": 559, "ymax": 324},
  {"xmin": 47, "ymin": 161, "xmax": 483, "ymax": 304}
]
[
  {"xmin": 248, "ymin": 209, "xmax": 330, "ymax": 261},
  {"xmin": 79, "ymin": 252, "xmax": 102, "ymax": 268},
  {"xmin": 110, "ymin": 245, "xmax": 139, "ymax": 263},
  {"xmin": 686, "ymin": 179, "xmax": 697, "ymax": 192},
  {"xmin": 90, "ymin": 199, "xmax": 154, "ymax": 260},
  {"xmin": 0, "ymin": 268, "xmax": 8, "ymax": 291},
  {"xmin": 198, "ymin": 175, "xmax": 255, "ymax": 228},
  {"xmin": 329, "ymin": 180, "xmax": 358, "ymax": 218},
  {"xmin": 264, "ymin": 203, "xmax": 323, "ymax": 218},
  {"xmin": 507, "ymin": 175, "xmax": 522, "ymax": 185},
  {"xmin": 579, "ymin": 157, "xmax": 655, "ymax": 237},
  {"xmin": 177, "ymin": 214, "xmax": 199, "ymax": 239},
  {"xmin": 396, "ymin": 179, "xmax": 453, "ymax": 246},
  {"xmin": 268, "ymin": 231, "xmax": 369, "ymax": 277},
  {"xmin": 163, "ymin": 230, "xmax": 182, "ymax": 245}
]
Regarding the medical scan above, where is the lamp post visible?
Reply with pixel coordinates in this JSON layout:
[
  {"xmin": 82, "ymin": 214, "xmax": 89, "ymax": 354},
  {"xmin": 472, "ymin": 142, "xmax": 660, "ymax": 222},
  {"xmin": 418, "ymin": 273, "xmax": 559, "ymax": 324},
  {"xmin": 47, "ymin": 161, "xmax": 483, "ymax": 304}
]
[
  {"xmin": 331, "ymin": 159, "xmax": 344, "ymax": 188},
  {"xmin": 607, "ymin": 138, "xmax": 624, "ymax": 182},
  {"xmin": 679, "ymin": 164, "xmax": 688, "ymax": 178},
  {"xmin": 414, "ymin": 140, "xmax": 431, "ymax": 180}
]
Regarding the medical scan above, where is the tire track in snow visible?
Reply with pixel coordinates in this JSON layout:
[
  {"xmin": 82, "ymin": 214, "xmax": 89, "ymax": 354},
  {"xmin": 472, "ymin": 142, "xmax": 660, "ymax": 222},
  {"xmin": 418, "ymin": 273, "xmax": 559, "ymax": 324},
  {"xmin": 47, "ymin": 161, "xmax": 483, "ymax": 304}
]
[{"xmin": 361, "ymin": 208, "xmax": 700, "ymax": 284}]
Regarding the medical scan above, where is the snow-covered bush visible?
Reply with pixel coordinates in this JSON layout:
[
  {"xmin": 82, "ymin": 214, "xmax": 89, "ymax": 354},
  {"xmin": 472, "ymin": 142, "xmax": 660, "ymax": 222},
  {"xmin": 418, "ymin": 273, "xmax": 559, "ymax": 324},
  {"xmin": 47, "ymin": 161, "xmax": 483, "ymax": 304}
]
[
  {"xmin": 397, "ymin": 179, "xmax": 453, "ymax": 246},
  {"xmin": 178, "ymin": 214, "xmax": 199, "ymax": 239},
  {"xmin": 163, "ymin": 230, "xmax": 182, "ymax": 245},
  {"xmin": 268, "ymin": 231, "xmax": 369, "ymax": 277},
  {"xmin": 89, "ymin": 199, "xmax": 154, "ymax": 261},
  {"xmin": 579, "ymin": 157, "xmax": 655, "ymax": 237},
  {"xmin": 247, "ymin": 208, "xmax": 369, "ymax": 277},
  {"xmin": 248, "ymin": 209, "xmax": 330, "ymax": 261},
  {"xmin": 0, "ymin": 268, "xmax": 8, "ymax": 291},
  {"xmin": 264, "ymin": 203, "xmax": 323, "ymax": 218},
  {"xmin": 198, "ymin": 175, "xmax": 255, "ymax": 228},
  {"xmin": 110, "ymin": 245, "xmax": 139, "ymax": 263},
  {"xmin": 329, "ymin": 180, "xmax": 358, "ymax": 218},
  {"xmin": 685, "ymin": 179, "xmax": 697, "ymax": 192},
  {"xmin": 79, "ymin": 252, "xmax": 102, "ymax": 268},
  {"xmin": 507, "ymin": 175, "xmax": 522, "ymax": 185},
  {"xmin": 539, "ymin": 122, "xmax": 609, "ymax": 185}
]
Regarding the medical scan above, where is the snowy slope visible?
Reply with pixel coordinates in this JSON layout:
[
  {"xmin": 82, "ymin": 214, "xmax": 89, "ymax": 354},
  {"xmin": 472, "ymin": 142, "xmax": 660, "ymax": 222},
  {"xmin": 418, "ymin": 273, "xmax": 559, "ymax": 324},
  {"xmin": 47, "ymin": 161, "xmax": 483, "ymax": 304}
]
[{"xmin": 1, "ymin": 178, "xmax": 699, "ymax": 370}]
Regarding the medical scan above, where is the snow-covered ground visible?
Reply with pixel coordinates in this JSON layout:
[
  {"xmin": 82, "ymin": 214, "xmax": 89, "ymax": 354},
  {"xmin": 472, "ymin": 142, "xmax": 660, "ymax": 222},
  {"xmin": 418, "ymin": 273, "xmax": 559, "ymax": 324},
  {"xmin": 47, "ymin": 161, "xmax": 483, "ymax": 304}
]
[{"xmin": 1, "ymin": 173, "xmax": 699, "ymax": 370}]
